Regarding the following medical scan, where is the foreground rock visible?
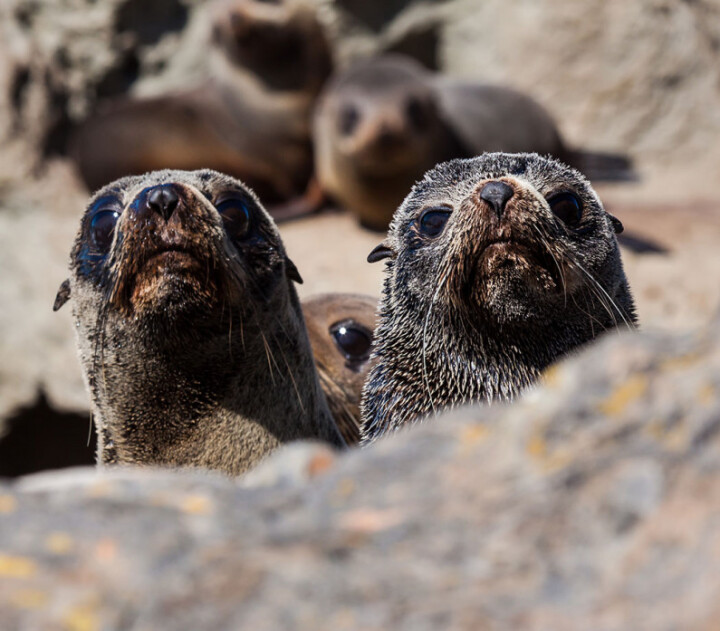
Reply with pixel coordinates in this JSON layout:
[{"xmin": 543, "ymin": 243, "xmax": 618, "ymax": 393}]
[{"xmin": 1, "ymin": 322, "xmax": 720, "ymax": 629}]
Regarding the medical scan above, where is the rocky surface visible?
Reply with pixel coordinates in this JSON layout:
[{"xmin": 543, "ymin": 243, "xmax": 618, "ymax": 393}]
[
  {"xmin": 0, "ymin": 0, "xmax": 198, "ymax": 177},
  {"xmin": 1, "ymin": 322, "xmax": 720, "ymax": 628}
]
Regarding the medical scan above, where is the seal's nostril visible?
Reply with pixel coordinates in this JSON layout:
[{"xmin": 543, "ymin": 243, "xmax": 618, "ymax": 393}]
[
  {"xmin": 146, "ymin": 185, "xmax": 180, "ymax": 221},
  {"xmin": 479, "ymin": 181, "xmax": 514, "ymax": 218}
]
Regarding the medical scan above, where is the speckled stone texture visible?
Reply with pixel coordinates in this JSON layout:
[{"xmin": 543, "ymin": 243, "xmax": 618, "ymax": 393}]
[{"xmin": 1, "ymin": 322, "xmax": 720, "ymax": 629}]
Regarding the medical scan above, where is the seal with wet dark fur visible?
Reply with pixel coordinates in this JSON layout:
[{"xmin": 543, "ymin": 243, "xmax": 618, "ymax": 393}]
[
  {"xmin": 314, "ymin": 55, "xmax": 633, "ymax": 231},
  {"xmin": 70, "ymin": 0, "xmax": 332, "ymax": 207},
  {"xmin": 302, "ymin": 293, "xmax": 377, "ymax": 445},
  {"xmin": 54, "ymin": 169, "xmax": 344, "ymax": 475},
  {"xmin": 360, "ymin": 152, "xmax": 636, "ymax": 444}
]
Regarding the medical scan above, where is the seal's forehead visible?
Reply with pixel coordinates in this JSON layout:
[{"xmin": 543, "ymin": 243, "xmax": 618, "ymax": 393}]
[
  {"xmin": 404, "ymin": 153, "xmax": 594, "ymax": 211},
  {"xmin": 335, "ymin": 58, "xmax": 428, "ymax": 92},
  {"xmin": 87, "ymin": 169, "xmax": 257, "ymax": 208}
]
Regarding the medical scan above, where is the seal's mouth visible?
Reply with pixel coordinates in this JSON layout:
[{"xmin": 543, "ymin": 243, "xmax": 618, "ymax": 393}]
[
  {"xmin": 144, "ymin": 246, "xmax": 202, "ymax": 267},
  {"xmin": 110, "ymin": 225, "xmax": 225, "ymax": 317},
  {"xmin": 472, "ymin": 235, "xmax": 563, "ymax": 293}
]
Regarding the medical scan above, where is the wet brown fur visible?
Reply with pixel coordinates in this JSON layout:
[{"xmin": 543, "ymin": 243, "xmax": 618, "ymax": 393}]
[
  {"xmin": 361, "ymin": 153, "xmax": 636, "ymax": 444},
  {"xmin": 57, "ymin": 169, "xmax": 344, "ymax": 475},
  {"xmin": 302, "ymin": 293, "xmax": 378, "ymax": 445}
]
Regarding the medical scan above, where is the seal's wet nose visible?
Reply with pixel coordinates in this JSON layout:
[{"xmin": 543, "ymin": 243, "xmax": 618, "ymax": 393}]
[
  {"xmin": 479, "ymin": 181, "xmax": 514, "ymax": 218},
  {"xmin": 145, "ymin": 185, "xmax": 180, "ymax": 221}
]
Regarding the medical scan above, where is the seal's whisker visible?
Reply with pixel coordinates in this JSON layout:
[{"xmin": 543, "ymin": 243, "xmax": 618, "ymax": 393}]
[
  {"xmin": 531, "ymin": 224, "xmax": 567, "ymax": 306},
  {"xmin": 260, "ymin": 330, "xmax": 279, "ymax": 385},
  {"xmin": 568, "ymin": 259, "xmax": 629, "ymax": 332},
  {"xmin": 570, "ymin": 257, "xmax": 632, "ymax": 330},
  {"xmin": 422, "ymin": 267, "xmax": 449, "ymax": 415}
]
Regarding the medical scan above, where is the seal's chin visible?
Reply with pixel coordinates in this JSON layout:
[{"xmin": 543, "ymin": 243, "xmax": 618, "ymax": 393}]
[
  {"xmin": 474, "ymin": 240, "xmax": 558, "ymax": 292},
  {"xmin": 128, "ymin": 249, "xmax": 220, "ymax": 317},
  {"xmin": 464, "ymin": 240, "xmax": 562, "ymax": 324}
]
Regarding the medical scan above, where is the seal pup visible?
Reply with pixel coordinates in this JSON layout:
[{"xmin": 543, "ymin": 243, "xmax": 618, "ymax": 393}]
[
  {"xmin": 361, "ymin": 152, "xmax": 636, "ymax": 444},
  {"xmin": 70, "ymin": 0, "xmax": 332, "ymax": 207},
  {"xmin": 54, "ymin": 169, "xmax": 344, "ymax": 475},
  {"xmin": 302, "ymin": 293, "xmax": 378, "ymax": 445},
  {"xmin": 313, "ymin": 55, "xmax": 633, "ymax": 231}
]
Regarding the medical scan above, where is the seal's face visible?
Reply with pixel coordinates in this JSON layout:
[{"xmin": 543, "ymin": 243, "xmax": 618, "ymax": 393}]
[
  {"xmin": 61, "ymin": 169, "xmax": 300, "ymax": 325},
  {"xmin": 372, "ymin": 153, "xmax": 633, "ymax": 329},
  {"xmin": 324, "ymin": 59, "xmax": 446, "ymax": 176}
]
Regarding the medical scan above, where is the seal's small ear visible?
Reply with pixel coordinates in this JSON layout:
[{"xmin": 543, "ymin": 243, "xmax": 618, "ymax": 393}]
[
  {"xmin": 367, "ymin": 242, "xmax": 395, "ymax": 264},
  {"xmin": 286, "ymin": 258, "xmax": 303, "ymax": 284},
  {"xmin": 609, "ymin": 214, "xmax": 624, "ymax": 234},
  {"xmin": 53, "ymin": 279, "xmax": 71, "ymax": 311}
]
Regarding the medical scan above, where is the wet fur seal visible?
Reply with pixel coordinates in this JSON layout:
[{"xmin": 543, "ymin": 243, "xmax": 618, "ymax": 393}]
[
  {"xmin": 314, "ymin": 55, "xmax": 633, "ymax": 231},
  {"xmin": 54, "ymin": 168, "xmax": 344, "ymax": 475},
  {"xmin": 70, "ymin": 0, "xmax": 332, "ymax": 206},
  {"xmin": 360, "ymin": 152, "xmax": 636, "ymax": 443},
  {"xmin": 302, "ymin": 293, "xmax": 378, "ymax": 445}
]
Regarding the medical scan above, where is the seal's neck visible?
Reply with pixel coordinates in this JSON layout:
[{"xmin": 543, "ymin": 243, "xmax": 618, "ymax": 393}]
[
  {"xmin": 361, "ymin": 308, "xmax": 599, "ymax": 442},
  {"xmin": 83, "ymin": 304, "xmax": 339, "ymax": 475}
]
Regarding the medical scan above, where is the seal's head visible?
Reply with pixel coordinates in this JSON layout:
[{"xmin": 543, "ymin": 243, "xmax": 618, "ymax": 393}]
[
  {"xmin": 210, "ymin": 0, "xmax": 332, "ymax": 93},
  {"xmin": 63, "ymin": 169, "xmax": 300, "ymax": 325},
  {"xmin": 55, "ymin": 169, "xmax": 343, "ymax": 473},
  {"xmin": 302, "ymin": 293, "xmax": 377, "ymax": 445},
  {"xmin": 361, "ymin": 153, "xmax": 636, "ymax": 442},
  {"xmin": 313, "ymin": 55, "xmax": 462, "ymax": 230},
  {"xmin": 318, "ymin": 56, "xmax": 445, "ymax": 175}
]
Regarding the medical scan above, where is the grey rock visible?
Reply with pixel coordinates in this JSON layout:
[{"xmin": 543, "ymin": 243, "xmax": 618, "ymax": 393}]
[{"xmin": 1, "ymin": 323, "xmax": 720, "ymax": 628}]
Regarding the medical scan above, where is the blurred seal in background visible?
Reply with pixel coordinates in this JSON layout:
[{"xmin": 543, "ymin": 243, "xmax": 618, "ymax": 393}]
[
  {"xmin": 314, "ymin": 55, "xmax": 634, "ymax": 231},
  {"xmin": 69, "ymin": 0, "xmax": 332, "ymax": 212},
  {"xmin": 303, "ymin": 293, "xmax": 378, "ymax": 445},
  {"xmin": 55, "ymin": 168, "xmax": 345, "ymax": 476},
  {"xmin": 361, "ymin": 152, "xmax": 636, "ymax": 443}
]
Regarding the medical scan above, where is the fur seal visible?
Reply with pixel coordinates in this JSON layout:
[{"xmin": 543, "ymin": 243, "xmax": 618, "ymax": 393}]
[
  {"xmin": 302, "ymin": 293, "xmax": 378, "ymax": 445},
  {"xmin": 54, "ymin": 169, "xmax": 344, "ymax": 475},
  {"xmin": 360, "ymin": 152, "xmax": 636, "ymax": 444},
  {"xmin": 313, "ymin": 55, "xmax": 633, "ymax": 231},
  {"xmin": 70, "ymin": 0, "xmax": 332, "ymax": 206}
]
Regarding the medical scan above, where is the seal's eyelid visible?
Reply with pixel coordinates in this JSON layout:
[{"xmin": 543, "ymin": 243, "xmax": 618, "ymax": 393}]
[
  {"xmin": 214, "ymin": 190, "xmax": 255, "ymax": 208},
  {"xmin": 89, "ymin": 195, "xmax": 123, "ymax": 213}
]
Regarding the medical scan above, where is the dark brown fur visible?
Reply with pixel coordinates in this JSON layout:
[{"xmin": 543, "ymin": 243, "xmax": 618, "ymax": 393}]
[
  {"xmin": 70, "ymin": 0, "xmax": 332, "ymax": 204},
  {"xmin": 56, "ymin": 169, "xmax": 344, "ymax": 475},
  {"xmin": 302, "ymin": 293, "xmax": 378, "ymax": 445},
  {"xmin": 314, "ymin": 55, "xmax": 632, "ymax": 231},
  {"xmin": 361, "ymin": 153, "xmax": 636, "ymax": 444}
]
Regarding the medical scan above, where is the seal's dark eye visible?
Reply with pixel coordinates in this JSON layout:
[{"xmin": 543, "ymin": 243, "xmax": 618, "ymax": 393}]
[
  {"xmin": 406, "ymin": 97, "xmax": 429, "ymax": 131},
  {"xmin": 90, "ymin": 210, "xmax": 120, "ymax": 252},
  {"xmin": 548, "ymin": 192, "xmax": 582, "ymax": 226},
  {"xmin": 339, "ymin": 104, "xmax": 360, "ymax": 136},
  {"xmin": 330, "ymin": 319, "xmax": 373, "ymax": 362},
  {"xmin": 418, "ymin": 207, "xmax": 451, "ymax": 238},
  {"xmin": 217, "ymin": 199, "xmax": 251, "ymax": 239}
]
